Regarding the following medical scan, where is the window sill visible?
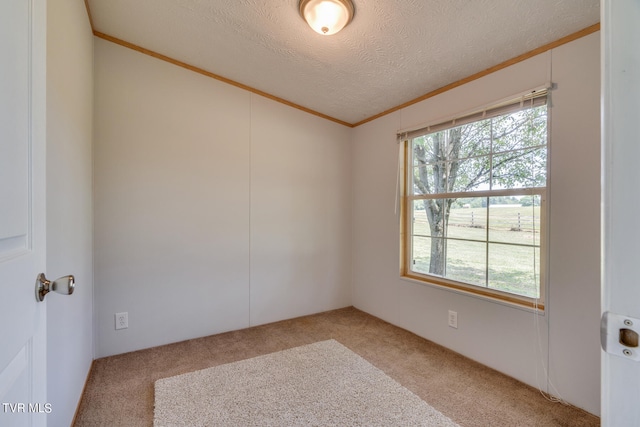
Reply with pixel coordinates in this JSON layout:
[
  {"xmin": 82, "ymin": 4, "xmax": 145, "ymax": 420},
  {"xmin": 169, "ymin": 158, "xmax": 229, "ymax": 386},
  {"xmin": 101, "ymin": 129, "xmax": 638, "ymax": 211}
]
[{"xmin": 399, "ymin": 273, "xmax": 546, "ymax": 315}]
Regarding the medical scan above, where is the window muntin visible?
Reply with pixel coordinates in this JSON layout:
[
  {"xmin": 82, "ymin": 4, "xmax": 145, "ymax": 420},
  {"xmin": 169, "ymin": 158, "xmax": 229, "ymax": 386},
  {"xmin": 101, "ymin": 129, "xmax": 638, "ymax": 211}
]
[{"xmin": 402, "ymin": 102, "xmax": 547, "ymax": 307}]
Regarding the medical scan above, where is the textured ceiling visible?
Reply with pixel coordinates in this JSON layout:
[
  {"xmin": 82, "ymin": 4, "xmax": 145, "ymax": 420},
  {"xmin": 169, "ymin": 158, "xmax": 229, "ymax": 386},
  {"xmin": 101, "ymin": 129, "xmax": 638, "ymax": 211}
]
[{"xmin": 86, "ymin": 0, "xmax": 600, "ymax": 126}]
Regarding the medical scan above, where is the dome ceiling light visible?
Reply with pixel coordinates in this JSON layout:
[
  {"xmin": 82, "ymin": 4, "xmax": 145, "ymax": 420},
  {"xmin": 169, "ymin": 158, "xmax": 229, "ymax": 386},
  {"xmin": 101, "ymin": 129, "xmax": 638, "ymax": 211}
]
[{"xmin": 299, "ymin": 0, "xmax": 355, "ymax": 36}]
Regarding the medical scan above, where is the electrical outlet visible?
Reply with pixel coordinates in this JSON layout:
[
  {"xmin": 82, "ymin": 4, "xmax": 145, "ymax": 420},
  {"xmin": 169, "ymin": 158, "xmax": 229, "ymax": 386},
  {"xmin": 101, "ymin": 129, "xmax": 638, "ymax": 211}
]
[
  {"xmin": 115, "ymin": 312, "xmax": 128, "ymax": 330},
  {"xmin": 448, "ymin": 310, "xmax": 458, "ymax": 329}
]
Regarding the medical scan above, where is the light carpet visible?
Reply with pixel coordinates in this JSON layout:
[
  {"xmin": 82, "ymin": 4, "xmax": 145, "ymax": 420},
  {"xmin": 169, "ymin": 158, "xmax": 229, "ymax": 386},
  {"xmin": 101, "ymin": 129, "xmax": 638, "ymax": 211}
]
[{"xmin": 154, "ymin": 339, "xmax": 460, "ymax": 426}]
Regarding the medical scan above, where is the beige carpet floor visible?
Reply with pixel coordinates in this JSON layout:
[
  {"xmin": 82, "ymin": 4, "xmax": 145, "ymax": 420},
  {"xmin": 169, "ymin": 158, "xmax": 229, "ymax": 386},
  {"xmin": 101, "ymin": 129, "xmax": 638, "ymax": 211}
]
[
  {"xmin": 74, "ymin": 307, "xmax": 600, "ymax": 426},
  {"xmin": 154, "ymin": 340, "xmax": 459, "ymax": 426}
]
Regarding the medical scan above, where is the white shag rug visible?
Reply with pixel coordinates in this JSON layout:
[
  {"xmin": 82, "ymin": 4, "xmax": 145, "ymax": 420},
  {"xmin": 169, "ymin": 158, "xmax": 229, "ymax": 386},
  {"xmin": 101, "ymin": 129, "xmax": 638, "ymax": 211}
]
[{"xmin": 154, "ymin": 339, "xmax": 459, "ymax": 426}]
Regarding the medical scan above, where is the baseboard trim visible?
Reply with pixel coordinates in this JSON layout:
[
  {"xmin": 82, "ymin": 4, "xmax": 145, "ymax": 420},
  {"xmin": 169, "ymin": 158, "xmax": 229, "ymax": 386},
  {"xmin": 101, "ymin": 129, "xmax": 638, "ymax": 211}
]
[{"xmin": 71, "ymin": 359, "xmax": 95, "ymax": 426}]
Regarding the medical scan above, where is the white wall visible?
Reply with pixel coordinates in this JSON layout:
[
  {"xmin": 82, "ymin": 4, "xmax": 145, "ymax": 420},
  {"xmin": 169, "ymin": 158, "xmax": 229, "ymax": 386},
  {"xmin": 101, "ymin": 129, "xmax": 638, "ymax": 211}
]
[
  {"xmin": 546, "ymin": 34, "xmax": 601, "ymax": 416},
  {"xmin": 94, "ymin": 39, "xmax": 352, "ymax": 357},
  {"xmin": 46, "ymin": 0, "xmax": 94, "ymax": 425},
  {"xmin": 352, "ymin": 33, "xmax": 601, "ymax": 415},
  {"xmin": 250, "ymin": 96, "xmax": 352, "ymax": 325}
]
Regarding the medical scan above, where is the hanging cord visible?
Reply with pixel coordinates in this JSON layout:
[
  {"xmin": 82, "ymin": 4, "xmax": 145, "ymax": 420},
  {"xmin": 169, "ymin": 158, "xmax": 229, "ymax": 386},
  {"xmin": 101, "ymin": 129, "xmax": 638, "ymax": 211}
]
[{"xmin": 530, "ymin": 91, "xmax": 569, "ymax": 406}]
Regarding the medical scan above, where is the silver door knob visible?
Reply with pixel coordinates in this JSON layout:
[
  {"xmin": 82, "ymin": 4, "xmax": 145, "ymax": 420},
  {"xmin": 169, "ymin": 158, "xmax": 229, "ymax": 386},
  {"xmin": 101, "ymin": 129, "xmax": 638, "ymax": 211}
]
[{"xmin": 35, "ymin": 273, "xmax": 74, "ymax": 302}]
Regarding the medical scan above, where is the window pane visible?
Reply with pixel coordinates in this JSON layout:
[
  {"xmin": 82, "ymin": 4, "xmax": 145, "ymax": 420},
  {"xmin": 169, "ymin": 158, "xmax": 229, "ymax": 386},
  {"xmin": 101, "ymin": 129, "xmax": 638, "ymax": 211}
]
[
  {"xmin": 488, "ymin": 243, "xmax": 540, "ymax": 298},
  {"xmin": 413, "ymin": 163, "xmax": 446, "ymax": 195},
  {"xmin": 447, "ymin": 198, "xmax": 487, "ymax": 241},
  {"xmin": 491, "ymin": 147, "xmax": 547, "ymax": 190},
  {"xmin": 519, "ymin": 195, "xmax": 542, "ymax": 246},
  {"xmin": 492, "ymin": 105, "xmax": 547, "ymax": 153},
  {"xmin": 520, "ymin": 106, "xmax": 548, "ymax": 148},
  {"xmin": 445, "ymin": 239, "xmax": 487, "ymax": 287},
  {"xmin": 411, "ymin": 235, "xmax": 444, "ymax": 276},
  {"xmin": 529, "ymin": 147, "xmax": 547, "ymax": 187},
  {"xmin": 458, "ymin": 119, "xmax": 491, "ymax": 159},
  {"xmin": 412, "ymin": 199, "xmax": 445, "ymax": 237},
  {"xmin": 488, "ymin": 198, "xmax": 540, "ymax": 246},
  {"xmin": 413, "ymin": 129, "xmax": 465, "ymax": 164},
  {"xmin": 449, "ymin": 156, "xmax": 491, "ymax": 193},
  {"xmin": 412, "ymin": 136, "xmax": 424, "ymax": 167},
  {"xmin": 412, "ymin": 135, "xmax": 436, "ymax": 166},
  {"xmin": 412, "ymin": 200, "xmax": 430, "ymax": 236},
  {"xmin": 413, "ymin": 133, "xmax": 445, "ymax": 165}
]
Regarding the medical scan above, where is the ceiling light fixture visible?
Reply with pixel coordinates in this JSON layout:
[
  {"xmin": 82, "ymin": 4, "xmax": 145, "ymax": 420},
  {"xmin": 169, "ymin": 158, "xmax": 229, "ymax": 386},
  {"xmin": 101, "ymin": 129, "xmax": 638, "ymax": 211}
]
[{"xmin": 299, "ymin": 0, "xmax": 355, "ymax": 36}]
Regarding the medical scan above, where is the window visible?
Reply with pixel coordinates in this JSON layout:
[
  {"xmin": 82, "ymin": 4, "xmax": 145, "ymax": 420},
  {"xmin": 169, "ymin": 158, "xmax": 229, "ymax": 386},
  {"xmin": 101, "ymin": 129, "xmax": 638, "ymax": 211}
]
[{"xmin": 400, "ymin": 91, "xmax": 548, "ymax": 308}]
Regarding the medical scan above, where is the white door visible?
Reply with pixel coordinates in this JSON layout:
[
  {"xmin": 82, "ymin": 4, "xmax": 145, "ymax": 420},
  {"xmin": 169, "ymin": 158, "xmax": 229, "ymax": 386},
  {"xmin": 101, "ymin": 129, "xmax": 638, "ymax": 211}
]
[
  {"xmin": 0, "ymin": 0, "xmax": 48, "ymax": 426},
  {"xmin": 601, "ymin": 0, "xmax": 640, "ymax": 425}
]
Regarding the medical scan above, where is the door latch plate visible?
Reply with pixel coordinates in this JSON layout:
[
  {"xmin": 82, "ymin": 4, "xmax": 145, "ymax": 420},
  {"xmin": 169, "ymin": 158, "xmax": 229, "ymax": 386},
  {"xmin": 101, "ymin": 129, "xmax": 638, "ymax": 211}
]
[{"xmin": 601, "ymin": 312, "xmax": 640, "ymax": 361}]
